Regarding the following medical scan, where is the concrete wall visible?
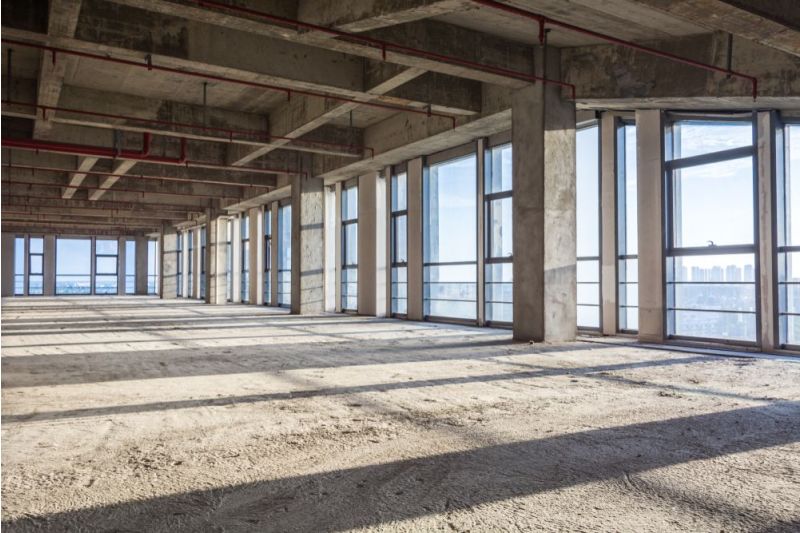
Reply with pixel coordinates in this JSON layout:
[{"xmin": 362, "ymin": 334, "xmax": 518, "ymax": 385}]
[
  {"xmin": 358, "ymin": 172, "xmax": 377, "ymax": 315},
  {"xmin": 292, "ymin": 167, "xmax": 325, "ymax": 314},
  {"xmin": 1, "ymin": 233, "xmax": 15, "ymax": 297},
  {"xmin": 406, "ymin": 157, "xmax": 424, "ymax": 321},
  {"xmin": 162, "ymin": 229, "xmax": 178, "ymax": 298}
]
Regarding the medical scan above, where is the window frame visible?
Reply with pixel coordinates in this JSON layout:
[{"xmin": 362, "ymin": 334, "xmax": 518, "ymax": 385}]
[
  {"xmin": 176, "ymin": 230, "xmax": 183, "ymax": 297},
  {"xmin": 27, "ymin": 235, "xmax": 45, "ymax": 296},
  {"xmin": 263, "ymin": 206, "xmax": 272, "ymax": 306},
  {"xmin": 483, "ymin": 139, "xmax": 513, "ymax": 327},
  {"xmin": 241, "ymin": 214, "xmax": 250, "ymax": 303},
  {"xmin": 616, "ymin": 118, "xmax": 638, "ymax": 333},
  {"xmin": 277, "ymin": 201, "xmax": 292, "ymax": 308},
  {"xmin": 390, "ymin": 169, "xmax": 408, "ymax": 318},
  {"xmin": 94, "ymin": 237, "xmax": 119, "ymax": 295},
  {"xmin": 341, "ymin": 179, "xmax": 359, "ymax": 313},
  {"xmin": 576, "ymin": 121, "xmax": 603, "ymax": 332},
  {"xmin": 775, "ymin": 117, "xmax": 800, "ymax": 349}
]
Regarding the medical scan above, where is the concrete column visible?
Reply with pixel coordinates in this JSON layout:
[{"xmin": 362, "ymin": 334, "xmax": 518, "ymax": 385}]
[
  {"xmin": 162, "ymin": 229, "xmax": 178, "ymax": 298},
  {"xmin": 252, "ymin": 207, "xmax": 263, "ymax": 305},
  {"xmin": 135, "ymin": 236, "xmax": 148, "ymax": 295},
  {"xmin": 43, "ymin": 235, "xmax": 56, "ymax": 296},
  {"xmin": 117, "ymin": 237, "xmax": 126, "ymax": 296},
  {"xmin": 358, "ymin": 172, "xmax": 377, "ymax": 315},
  {"xmin": 600, "ymin": 113, "xmax": 618, "ymax": 335},
  {"xmin": 232, "ymin": 217, "xmax": 242, "ymax": 303},
  {"xmin": 376, "ymin": 168, "xmax": 389, "ymax": 318},
  {"xmin": 636, "ymin": 110, "xmax": 665, "ymax": 343},
  {"xmin": 511, "ymin": 47, "xmax": 577, "ymax": 342},
  {"xmin": 1, "ymin": 233, "xmax": 14, "ymax": 296},
  {"xmin": 291, "ymin": 165, "xmax": 325, "ymax": 314},
  {"xmin": 757, "ymin": 111, "xmax": 777, "ymax": 351},
  {"xmin": 334, "ymin": 181, "xmax": 343, "ymax": 313},
  {"xmin": 270, "ymin": 204, "xmax": 279, "ymax": 306},
  {"xmin": 324, "ymin": 185, "xmax": 337, "ymax": 312},
  {"xmin": 193, "ymin": 229, "xmax": 201, "ymax": 299},
  {"xmin": 209, "ymin": 218, "xmax": 228, "ymax": 305},
  {"xmin": 182, "ymin": 232, "xmax": 191, "ymax": 299},
  {"xmin": 406, "ymin": 157, "xmax": 424, "ymax": 321}
]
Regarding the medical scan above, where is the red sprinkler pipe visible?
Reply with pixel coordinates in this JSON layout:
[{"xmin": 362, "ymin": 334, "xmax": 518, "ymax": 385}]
[
  {"xmin": 1, "ymin": 38, "xmax": 459, "ymax": 129},
  {"xmin": 1, "ymin": 137, "xmax": 303, "ymax": 176},
  {"xmin": 471, "ymin": 0, "xmax": 758, "ymax": 100},
  {"xmin": 2, "ymin": 164, "xmax": 274, "ymax": 189},
  {"xmin": 2, "ymin": 99, "xmax": 374, "ymax": 158},
  {"xmin": 195, "ymin": 0, "xmax": 576, "ymax": 99}
]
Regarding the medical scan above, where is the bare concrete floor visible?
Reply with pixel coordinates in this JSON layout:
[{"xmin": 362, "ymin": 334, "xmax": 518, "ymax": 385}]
[{"xmin": 1, "ymin": 297, "xmax": 799, "ymax": 532}]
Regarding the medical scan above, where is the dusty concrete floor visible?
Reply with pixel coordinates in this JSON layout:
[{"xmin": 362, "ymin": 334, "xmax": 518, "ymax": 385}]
[{"xmin": 1, "ymin": 297, "xmax": 799, "ymax": 532}]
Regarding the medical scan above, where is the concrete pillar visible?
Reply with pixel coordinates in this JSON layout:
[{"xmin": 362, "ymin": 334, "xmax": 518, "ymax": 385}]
[
  {"xmin": 270, "ymin": 204, "xmax": 279, "ymax": 306},
  {"xmin": 232, "ymin": 217, "xmax": 242, "ymax": 303},
  {"xmin": 291, "ymin": 166, "xmax": 325, "ymax": 314},
  {"xmin": 406, "ymin": 157, "xmax": 424, "ymax": 321},
  {"xmin": 358, "ymin": 172, "xmax": 377, "ymax": 315},
  {"xmin": 162, "ymin": 229, "xmax": 178, "ymax": 298},
  {"xmin": 251, "ymin": 207, "xmax": 262, "ymax": 305},
  {"xmin": 209, "ymin": 217, "xmax": 228, "ymax": 305},
  {"xmin": 376, "ymin": 168, "xmax": 389, "ymax": 318},
  {"xmin": 757, "ymin": 111, "xmax": 777, "ymax": 351},
  {"xmin": 193, "ymin": 229, "xmax": 201, "ymax": 299},
  {"xmin": 600, "ymin": 113, "xmax": 618, "ymax": 335},
  {"xmin": 43, "ymin": 235, "xmax": 56, "ymax": 296},
  {"xmin": 324, "ymin": 185, "xmax": 337, "ymax": 312},
  {"xmin": 182, "ymin": 231, "xmax": 191, "ymax": 299},
  {"xmin": 1, "ymin": 233, "xmax": 15, "ymax": 297},
  {"xmin": 117, "ymin": 236, "xmax": 126, "ymax": 296},
  {"xmin": 205, "ymin": 220, "xmax": 216, "ymax": 303},
  {"xmin": 636, "ymin": 110, "xmax": 665, "ymax": 343},
  {"xmin": 511, "ymin": 47, "xmax": 577, "ymax": 342},
  {"xmin": 334, "ymin": 181, "xmax": 343, "ymax": 313},
  {"xmin": 135, "ymin": 236, "xmax": 148, "ymax": 295}
]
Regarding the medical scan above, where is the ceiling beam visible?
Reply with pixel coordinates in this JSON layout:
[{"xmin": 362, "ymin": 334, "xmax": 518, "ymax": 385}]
[
  {"xmin": 62, "ymin": 155, "xmax": 97, "ymax": 198},
  {"xmin": 296, "ymin": 0, "xmax": 474, "ymax": 33}
]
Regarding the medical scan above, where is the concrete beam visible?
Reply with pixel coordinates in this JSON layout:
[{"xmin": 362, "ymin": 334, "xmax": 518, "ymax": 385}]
[
  {"xmin": 33, "ymin": 0, "xmax": 82, "ymax": 139},
  {"xmin": 89, "ymin": 159, "xmax": 136, "ymax": 201},
  {"xmin": 297, "ymin": 0, "xmax": 474, "ymax": 33},
  {"xmin": 62, "ymin": 155, "xmax": 98, "ymax": 198}
]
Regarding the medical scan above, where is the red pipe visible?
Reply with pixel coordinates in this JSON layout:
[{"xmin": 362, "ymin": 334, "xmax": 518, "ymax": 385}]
[
  {"xmin": 195, "ymin": 0, "xmax": 576, "ymax": 99},
  {"xmin": 2, "ymin": 193, "xmax": 201, "ymax": 212},
  {"xmin": 3, "ymin": 164, "xmax": 274, "ymax": 189},
  {"xmin": 472, "ymin": 0, "xmax": 758, "ymax": 100},
  {"xmin": 2, "ymin": 38, "xmax": 459, "ymax": 129},
  {"xmin": 1, "ymin": 178, "xmax": 242, "ymax": 200},
  {"xmin": 1, "ymin": 137, "xmax": 303, "ymax": 176},
  {"xmin": 2, "ymin": 99, "xmax": 374, "ymax": 158}
]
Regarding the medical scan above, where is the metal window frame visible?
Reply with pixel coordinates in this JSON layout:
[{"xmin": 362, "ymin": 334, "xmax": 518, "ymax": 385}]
[
  {"xmin": 26, "ymin": 235, "xmax": 45, "ymax": 295},
  {"xmin": 263, "ymin": 206, "xmax": 271, "ymax": 306},
  {"xmin": 389, "ymin": 171, "xmax": 409, "ymax": 318},
  {"xmin": 240, "ymin": 214, "xmax": 250, "ymax": 303},
  {"xmin": 663, "ymin": 113, "xmax": 760, "ymax": 347},
  {"xmin": 176, "ymin": 230, "xmax": 184, "ymax": 297},
  {"xmin": 576, "ymin": 121, "xmax": 603, "ymax": 331},
  {"xmin": 147, "ymin": 238, "xmax": 159, "ymax": 296},
  {"xmin": 483, "ymin": 141, "xmax": 513, "ymax": 327},
  {"xmin": 615, "ymin": 118, "xmax": 639, "ymax": 333},
  {"xmin": 277, "ymin": 202, "xmax": 292, "ymax": 308},
  {"xmin": 775, "ymin": 116, "xmax": 800, "ymax": 349},
  {"xmin": 341, "ymin": 179, "xmax": 359, "ymax": 312},
  {"xmin": 13, "ymin": 235, "xmax": 26, "ymax": 296},
  {"xmin": 54, "ymin": 236, "xmax": 93, "ymax": 296}
]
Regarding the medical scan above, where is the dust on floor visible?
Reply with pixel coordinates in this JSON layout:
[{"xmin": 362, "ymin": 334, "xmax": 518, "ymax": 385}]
[{"xmin": 2, "ymin": 297, "xmax": 799, "ymax": 532}]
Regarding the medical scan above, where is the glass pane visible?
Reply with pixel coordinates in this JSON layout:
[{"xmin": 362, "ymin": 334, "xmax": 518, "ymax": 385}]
[
  {"xmin": 577, "ymin": 125, "xmax": 600, "ymax": 257},
  {"xmin": 577, "ymin": 305, "xmax": 600, "ymax": 329},
  {"xmin": 342, "ymin": 184, "xmax": 358, "ymax": 221},
  {"xmin": 240, "ymin": 215, "xmax": 249, "ymax": 237},
  {"xmin": 29, "ymin": 255, "xmax": 43, "ymax": 275},
  {"xmin": 14, "ymin": 237, "xmax": 25, "ymax": 274},
  {"xmin": 784, "ymin": 315, "xmax": 800, "ymax": 346},
  {"xmin": 424, "ymin": 154, "xmax": 477, "ymax": 264},
  {"xmin": 393, "ymin": 215, "xmax": 407, "ymax": 264},
  {"xmin": 673, "ymin": 283, "xmax": 756, "ymax": 312},
  {"xmin": 29, "ymin": 237, "xmax": 43, "ymax": 254},
  {"xmin": 672, "ymin": 309, "xmax": 756, "ymax": 342},
  {"xmin": 486, "ymin": 262, "xmax": 513, "ymax": 323},
  {"xmin": 786, "ymin": 125, "xmax": 800, "ymax": 246},
  {"xmin": 147, "ymin": 240, "xmax": 158, "ymax": 295},
  {"xmin": 672, "ymin": 120, "xmax": 753, "ymax": 160},
  {"xmin": 96, "ymin": 239, "xmax": 117, "ymax": 254},
  {"xmin": 669, "ymin": 254, "xmax": 755, "ymax": 283},
  {"xmin": 577, "ymin": 259, "xmax": 600, "ymax": 283},
  {"xmin": 487, "ymin": 197, "xmax": 513, "ymax": 259},
  {"xmin": 126, "ymin": 275, "xmax": 135, "ymax": 294},
  {"xmin": 619, "ymin": 307, "xmax": 638, "ymax": 331},
  {"xmin": 343, "ymin": 223, "xmax": 358, "ymax": 266},
  {"xmin": 56, "ymin": 275, "xmax": 91, "ymax": 295},
  {"xmin": 126, "ymin": 241, "xmax": 136, "ymax": 274},
  {"xmin": 486, "ymin": 143, "xmax": 512, "ymax": 194},
  {"xmin": 424, "ymin": 263, "xmax": 476, "ymax": 320},
  {"xmin": 28, "ymin": 275, "xmax": 43, "ymax": 295},
  {"xmin": 618, "ymin": 124, "xmax": 638, "ymax": 255},
  {"xmin": 391, "ymin": 173, "xmax": 407, "ymax": 212},
  {"xmin": 577, "ymin": 283, "xmax": 600, "ymax": 306},
  {"xmin": 96, "ymin": 256, "xmax": 117, "ymax": 274},
  {"xmin": 342, "ymin": 267, "xmax": 358, "ymax": 311},
  {"xmin": 673, "ymin": 156, "xmax": 754, "ymax": 248},
  {"xmin": 279, "ymin": 205, "xmax": 292, "ymax": 270},
  {"xmin": 95, "ymin": 275, "xmax": 118, "ymax": 294},
  {"xmin": 56, "ymin": 238, "xmax": 91, "ymax": 275}
]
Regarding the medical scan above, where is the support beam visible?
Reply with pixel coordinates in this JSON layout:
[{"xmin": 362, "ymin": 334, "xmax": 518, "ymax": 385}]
[
  {"xmin": 757, "ymin": 111, "xmax": 777, "ymax": 351},
  {"xmin": 406, "ymin": 157, "xmax": 424, "ymax": 321},
  {"xmin": 89, "ymin": 160, "xmax": 136, "ymax": 201},
  {"xmin": 512, "ymin": 47, "xmax": 577, "ymax": 342},
  {"xmin": 135, "ymin": 235, "xmax": 148, "ymax": 294},
  {"xmin": 290, "ymin": 157, "xmax": 325, "ymax": 314},
  {"xmin": 62, "ymin": 156, "xmax": 98, "ymax": 199},
  {"xmin": 297, "ymin": 0, "xmax": 474, "ymax": 33},
  {"xmin": 358, "ymin": 171, "xmax": 377, "ymax": 315},
  {"xmin": 600, "ymin": 113, "xmax": 618, "ymax": 335}
]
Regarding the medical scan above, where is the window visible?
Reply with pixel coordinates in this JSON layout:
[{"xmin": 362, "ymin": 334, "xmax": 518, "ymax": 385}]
[
  {"xmin": 125, "ymin": 240, "xmax": 136, "ymax": 294},
  {"xmin": 390, "ymin": 172, "xmax": 408, "ymax": 316},
  {"xmin": 278, "ymin": 204, "xmax": 292, "ymax": 307},
  {"xmin": 95, "ymin": 239, "xmax": 118, "ymax": 294},
  {"xmin": 14, "ymin": 237, "xmax": 25, "ymax": 295},
  {"xmin": 200, "ymin": 228, "xmax": 207, "ymax": 300},
  {"xmin": 226, "ymin": 219, "xmax": 233, "ymax": 302},
  {"xmin": 485, "ymin": 143, "xmax": 513, "ymax": 324},
  {"xmin": 264, "ymin": 208, "xmax": 271, "ymax": 305},
  {"xmin": 147, "ymin": 239, "xmax": 159, "ymax": 295},
  {"xmin": 424, "ymin": 153, "xmax": 477, "ymax": 321},
  {"xmin": 56, "ymin": 238, "xmax": 91, "ymax": 295},
  {"xmin": 28, "ymin": 237, "xmax": 44, "ymax": 295},
  {"xmin": 187, "ymin": 229, "xmax": 194, "ymax": 298},
  {"xmin": 777, "ymin": 122, "xmax": 800, "ymax": 346},
  {"xmin": 576, "ymin": 124, "xmax": 601, "ymax": 329},
  {"xmin": 617, "ymin": 121, "xmax": 638, "ymax": 332},
  {"xmin": 665, "ymin": 118, "xmax": 757, "ymax": 343},
  {"xmin": 341, "ymin": 181, "xmax": 358, "ymax": 311},
  {"xmin": 176, "ymin": 231, "xmax": 183, "ymax": 297},
  {"xmin": 241, "ymin": 214, "xmax": 250, "ymax": 302}
]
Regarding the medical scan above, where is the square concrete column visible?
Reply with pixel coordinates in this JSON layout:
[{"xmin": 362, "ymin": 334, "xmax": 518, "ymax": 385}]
[
  {"xmin": 757, "ymin": 111, "xmax": 777, "ymax": 351},
  {"xmin": 1, "ymin": 233, "xmax": 14, "ymax": 296},
  {"xmin": 162, "ymin": 229, "xmax": 178, "ymax": 298},
  {"xmin": 205, "ymin": 221, "xmax": 216, "ymax": 304},
  {"xmin": 511, "ymin": 47, "xmax": 577, "ymax": 342},
  {"xmin": 358, "ymin": 172, "xmax": 377, "ymax": 316},
  {"xmin": 209, "ymin": 217, "xmax": 228, "ymax": 305},
  {"xmin": 135, "ymin": 236, "xmax": 148, "ymax": 295},
  {"xmin": 375, "ymin": 168, "xmax": 389, "ymax": 318},
  {"xmin": 291, "ymin": 166, "xmax": 325, "ymax": 314},
  {"xmin": 324, "ymin": 185, "xmax": 337, "ymax": 312},
  {"xmin": 406, "ymin": 157, "xmax": 424, "ymax": 321},
  {"xmin": 117, "ymin": 236, "xmax": 126, "ymax": 296},
  {"xmin": 250, "ymin": 207, "xmax": 262, "ymax": 305},
  {"xmin": 43, "ymin": 235, "xmax": 56, "ymax": 296},
  {"xmin": 182, "ymin": 232, "xmax": 191, "ymax": 299},
  {"xmin": 600, "ymin": 113, "xmax": 618, "ymax": 335},
  {"xmin": 636, "ymin": 110, "xmax": 665, "ymax": 343},
  {"xmin": 270, "ymin": 204, "xmax": 279, "ymax": 306},
  {"xmin": 193, "ymin": 229, "xmax": 201, "ymax": 299}
]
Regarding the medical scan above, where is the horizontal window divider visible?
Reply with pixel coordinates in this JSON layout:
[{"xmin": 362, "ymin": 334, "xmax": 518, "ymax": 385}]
[
  {"xmin": 667, "ymin": 245, "xmax": 754, "ymax": 256},
  {"xmin": 485, "ymin": 190, "xmax": 513, "ymax": 200},
  {"xmin": 423, "ymin": 261, "xmax": 477, "ymax": 267},
  {"xmin": 618, "ymin": 304, "xmax": 639, "ymax": 308},
  {"xmin": 485, "ymin": 257, "xmax": 513, "ymax": 264},
  {"xmin": 391, "ymin": 262, "xmax": 408, "ymax": 267},
  {"xmin": 777, "ymin": 246, "xmax": 800, "ymax": 252},
  {"xmin": 390, "ymin": 209, "xmax": 408, "ymax": 216},
  {"xmin": 666, "ymin": 145, "xmax": 754, "ymax": 170},
  {"xmin": 577, "ymin": 256, "xmax": 600, "ymax": 261},
  {"xmin": 778, "ymin": 312, "xmax": 800, "ymax": 317},
  {"xmin": 618, "ymin": 254, "xmax": 639, "ymax": 260},
  {"xmin": 666, "ymin": 281, "xmax": 755, "ymax": 285},
  {"xmin": 668, "ymin": 307, "xmax": 756, "ymax": 314},
  {"xmin": 424, "ymin": 298, "xmax": 477, "ymax": 303}
]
